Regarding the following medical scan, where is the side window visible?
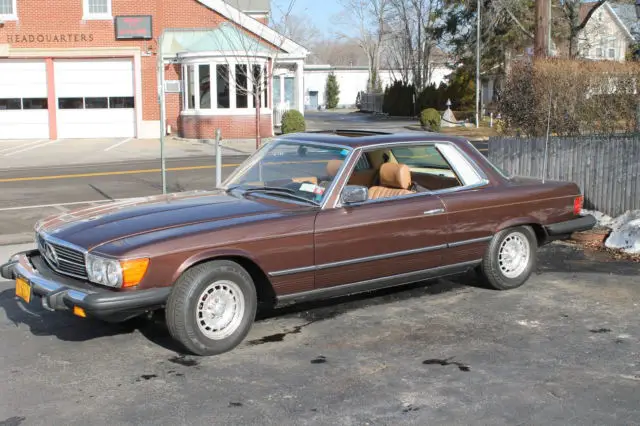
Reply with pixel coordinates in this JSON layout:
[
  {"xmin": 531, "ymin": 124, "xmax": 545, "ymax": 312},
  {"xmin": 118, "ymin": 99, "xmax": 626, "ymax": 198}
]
[{"xmin": 390, "ymin": 144, "xmax": 460, "ymax": 182}]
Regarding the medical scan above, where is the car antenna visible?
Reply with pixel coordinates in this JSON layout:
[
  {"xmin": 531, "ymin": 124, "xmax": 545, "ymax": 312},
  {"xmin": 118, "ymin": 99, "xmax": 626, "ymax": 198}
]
[{"xmin": 542, "ymin": 90, "xmax": 552, "ymax": 184}]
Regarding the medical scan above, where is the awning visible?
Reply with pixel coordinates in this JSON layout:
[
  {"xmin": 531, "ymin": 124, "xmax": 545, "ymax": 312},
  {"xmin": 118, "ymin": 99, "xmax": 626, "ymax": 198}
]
[{"xmin": 160, "ymin": 22, "xmax": 277, "ymax": 59}]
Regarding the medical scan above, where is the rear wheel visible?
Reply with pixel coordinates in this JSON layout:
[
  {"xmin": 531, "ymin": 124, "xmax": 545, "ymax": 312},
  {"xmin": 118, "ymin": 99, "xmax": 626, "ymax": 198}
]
[
  {"xmin": 166, "ymin": 260, "xmax": 257, "ymax": 356},
  {"xmin": 478, "ymin": 226, "xmax": 537, "ymax": 290}
]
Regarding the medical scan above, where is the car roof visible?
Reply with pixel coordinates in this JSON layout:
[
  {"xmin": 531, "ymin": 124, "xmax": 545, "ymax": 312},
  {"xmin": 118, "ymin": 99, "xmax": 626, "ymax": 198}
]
[{"xmin": 276, "ymin": 130, "xmax": 470, "ymax": 149}]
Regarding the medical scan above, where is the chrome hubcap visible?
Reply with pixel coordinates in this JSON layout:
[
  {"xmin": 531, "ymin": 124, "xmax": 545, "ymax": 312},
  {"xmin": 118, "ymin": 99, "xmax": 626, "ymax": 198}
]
[
  {"xmin": 196, "ymin": 280, "xmax": 245, "ymax": 340},
  {"xmin": 498, "ymin": 232, "xmax": 530, "ymax": 279}
]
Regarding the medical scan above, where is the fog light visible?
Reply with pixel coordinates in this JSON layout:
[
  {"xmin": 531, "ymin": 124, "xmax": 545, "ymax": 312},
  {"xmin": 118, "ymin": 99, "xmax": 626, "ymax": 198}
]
[{"xmin": 73, "ymin": 306, "xmax": 86, "ymax": 318}]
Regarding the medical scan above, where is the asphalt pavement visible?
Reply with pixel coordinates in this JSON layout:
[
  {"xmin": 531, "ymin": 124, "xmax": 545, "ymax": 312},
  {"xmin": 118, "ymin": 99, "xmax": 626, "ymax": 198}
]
[{"xmin": 0, "ymin": 242, "xmax": 638, "ymax": 425}]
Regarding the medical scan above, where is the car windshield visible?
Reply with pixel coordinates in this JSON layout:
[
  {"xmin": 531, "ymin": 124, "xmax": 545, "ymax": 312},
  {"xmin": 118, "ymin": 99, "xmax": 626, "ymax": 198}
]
[{"xmin": 223, "ymin": 139, "xmax": 352, "ymax": 205}]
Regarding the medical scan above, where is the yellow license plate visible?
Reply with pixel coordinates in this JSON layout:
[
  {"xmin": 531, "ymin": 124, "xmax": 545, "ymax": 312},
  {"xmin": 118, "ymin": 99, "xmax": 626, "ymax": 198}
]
[{"xmin": 15, "ymin": 278, "xmax": 31, "ymax": 304}]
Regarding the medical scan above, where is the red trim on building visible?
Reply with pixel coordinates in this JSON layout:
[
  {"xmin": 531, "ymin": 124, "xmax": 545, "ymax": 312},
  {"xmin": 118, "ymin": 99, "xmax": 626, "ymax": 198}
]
[{"xmin": 45, "ymin": 58, "xmax": 57, "ymax": 140}]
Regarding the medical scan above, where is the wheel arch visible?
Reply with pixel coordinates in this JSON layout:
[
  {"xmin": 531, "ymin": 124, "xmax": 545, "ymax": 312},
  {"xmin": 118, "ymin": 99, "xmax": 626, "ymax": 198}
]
[
  {"xmin": 495, "ymin": 218, "xmax": 547, "ymax": 246},
  {"xmin": 174, "ymin": 250, "xmax": 277, "ymax": 307}
]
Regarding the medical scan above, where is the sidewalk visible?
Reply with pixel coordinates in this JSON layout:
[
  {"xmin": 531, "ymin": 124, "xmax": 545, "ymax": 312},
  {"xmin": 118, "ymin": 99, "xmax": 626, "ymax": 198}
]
[{"xmin": 0, "ymin": 136, "xmax": 261, "ymax": 171}]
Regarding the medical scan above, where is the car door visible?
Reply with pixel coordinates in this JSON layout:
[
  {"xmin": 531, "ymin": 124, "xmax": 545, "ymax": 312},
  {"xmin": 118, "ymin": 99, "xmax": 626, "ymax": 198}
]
[{"xmin": 313, "ymin": 193, "xmax": 449, "ymax": 289}]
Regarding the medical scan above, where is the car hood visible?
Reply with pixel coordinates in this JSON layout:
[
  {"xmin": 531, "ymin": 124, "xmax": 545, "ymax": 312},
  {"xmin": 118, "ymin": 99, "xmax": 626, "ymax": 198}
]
[{"xmin": 36, "ymin": 190, "xmax": 304, "ymax": 250}]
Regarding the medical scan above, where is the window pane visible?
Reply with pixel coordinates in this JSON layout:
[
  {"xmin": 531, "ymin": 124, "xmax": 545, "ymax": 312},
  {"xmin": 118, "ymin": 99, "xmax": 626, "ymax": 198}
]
[
  {"xmin": 88, "ymin": 0, "xmax": 109, "ymax": 14},
  {"xmin": 199, "ymin": 64, "xmax": 211, "ymax": 109},
  {"xmin": 391, "ymin": 145, "xmax": 452, "ymax": 169},
  {"xmin": 216, "ymin": 64, "xmax": 230, "ymax": 109},
  {"xmin": 284, "ymin": 77, "xmax": 294, "ymax": 106},
  {"xmin": 0, "ymin": 98, "xmax": 22, "ymax": 110},
  {"xmin": 252, "ymin": 65, "xmax": 261, "ymax": 108},
  {"xmin": 236, "ymin": 64, "xmax": 248, "ymax": 108},
  {"xmin": 272, "ymin": 76, "xmax": 281, "ymax": 105},
  {"xmin": 58, "ymin": 98, "xmax": 84, "ymax": 109},
  {"xmin": 85, "ymin": 97, "xmax": 108, "ymax": 109},
  {"xmin": 263, "ymin": 65, "xmax": 268, "ymax": 108},
  {"xmin": 22, "ymin": 98, "xmax": 48, "ymax": 110},
  {"xmin": 0, "ymin": 0, "xmax": 14, "ymax": 14},
  {"xmin": 109, "ymin": 97, "xmax": 134, "ymax": 108},
  {"xmin": 187, "ymin": 65, "xmax": 195, "ymax": 109}
]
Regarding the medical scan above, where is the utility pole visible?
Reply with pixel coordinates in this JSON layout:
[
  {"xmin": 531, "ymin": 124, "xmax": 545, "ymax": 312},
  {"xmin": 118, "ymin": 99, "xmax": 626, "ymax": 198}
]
[
  {"xmin": 535, "ymin": 0, "xmax": 550, "ymax": 57},
  {"xmin": 475, "ymin": 0, "xmax": 481, "ymax": 128}
]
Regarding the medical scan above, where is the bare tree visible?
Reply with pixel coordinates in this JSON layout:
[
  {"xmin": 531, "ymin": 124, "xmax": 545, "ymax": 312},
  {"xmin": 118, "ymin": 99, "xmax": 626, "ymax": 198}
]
[
  {"xmin": 271, "ymin": 13, "xmax": 322, "ymax": 49},
  {"xmin": 560, "ymin": 0, "xmax": 606, "ymax": 58},
  {"xmin": 201, "ymin": 0, "xmax": 302, "ymax": 148},
  {"xmin": 337, "ymin": 0, "xmax": 391, "ymax": 92}
]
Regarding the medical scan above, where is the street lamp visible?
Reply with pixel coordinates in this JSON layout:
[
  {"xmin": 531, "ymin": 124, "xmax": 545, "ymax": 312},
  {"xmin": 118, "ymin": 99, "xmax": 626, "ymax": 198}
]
[{"xmin": 475, "ymin": 0, "xmax": 481, "ymax": 129}]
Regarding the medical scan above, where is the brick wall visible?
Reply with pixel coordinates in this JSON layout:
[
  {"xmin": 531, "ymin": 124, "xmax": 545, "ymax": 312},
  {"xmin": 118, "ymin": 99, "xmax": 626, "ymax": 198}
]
[
  {"xmin": 0, "ymin": 0, "xmax": 279, "ymax": 138},
  {"xmin": 180, "ymin": 114, "xmax": 272, "ymax": 139}
]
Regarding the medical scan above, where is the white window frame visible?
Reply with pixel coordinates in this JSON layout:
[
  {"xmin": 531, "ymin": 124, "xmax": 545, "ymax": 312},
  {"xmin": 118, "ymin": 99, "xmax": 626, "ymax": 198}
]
[
  {"xmin": 83, "ymin": 0, "xmax": 112, "ymax": 20},
  {"xmin": 0, "ymin": 0, "xmax": 18, "ymax": 20},
  {"xmin": 180, "ymin": 57, "xmax": 271, "ymax": 117}
]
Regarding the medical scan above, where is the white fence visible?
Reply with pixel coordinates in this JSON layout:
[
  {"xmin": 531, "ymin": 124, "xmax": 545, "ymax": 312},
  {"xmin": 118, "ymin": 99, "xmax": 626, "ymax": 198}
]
[
  {"xmin": 273, "ymin": 102, "xmax": 291, "ymax": 127},
  {"xmin": 357, "ymin": 92, "xmax": 384, "ymax": 113}
]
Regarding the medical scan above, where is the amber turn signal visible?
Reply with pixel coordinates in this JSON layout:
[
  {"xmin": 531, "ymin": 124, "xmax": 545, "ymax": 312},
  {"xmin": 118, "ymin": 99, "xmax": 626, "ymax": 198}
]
[
  {"xmin": 73, "ymin": 306, "xmax": 86, "ymax": 318},
  {"xmin": 120, "ymin": 258, "xmax": 150, "ymax": 288}
]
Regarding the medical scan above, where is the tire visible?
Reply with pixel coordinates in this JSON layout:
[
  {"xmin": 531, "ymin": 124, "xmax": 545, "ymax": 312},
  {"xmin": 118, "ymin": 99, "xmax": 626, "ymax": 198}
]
[
  {"xmin": 166, "ymin": 260, "xmax": 257, "ymax": 356},
  {"xmin": 478, "ymin": 226, "xmax": 537, "ymax": 290}
]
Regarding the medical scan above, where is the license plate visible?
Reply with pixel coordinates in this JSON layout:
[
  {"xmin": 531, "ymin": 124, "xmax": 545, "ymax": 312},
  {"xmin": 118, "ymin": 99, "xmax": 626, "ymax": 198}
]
[{"xmin": 15, "ymin": 278, "xmax": 31, "ymax": 304}]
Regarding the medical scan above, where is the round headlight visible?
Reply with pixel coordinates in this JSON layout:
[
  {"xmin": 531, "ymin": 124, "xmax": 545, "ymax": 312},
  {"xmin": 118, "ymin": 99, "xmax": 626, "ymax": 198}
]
[
  {"xmin": 106, "ymin": 261, "xmax": 121, "ymax": 287},
  {"xmin": 91, "ymin": 258, "xmax": 105, "ymax": 283}
]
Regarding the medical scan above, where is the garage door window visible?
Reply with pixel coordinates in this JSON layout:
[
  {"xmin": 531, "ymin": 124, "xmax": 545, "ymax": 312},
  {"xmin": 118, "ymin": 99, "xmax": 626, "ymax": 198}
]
[
  {"xmin": 0, "ymin": 98, "xmax": 21, "ymax": 110},
  {"xmin": 23, "ymin": 98, "xmax": 48, "ymax": 109},
  {"xmin": 85, "ymin": 97, "xmax": 108, "ymax": 109},
  {"xmin": 59, "ymin": 98, "xmax": 84, "ymax": 109},
  {"xmin": 109, "ymin": 97, "xmax": 134, "ymax": 108}
]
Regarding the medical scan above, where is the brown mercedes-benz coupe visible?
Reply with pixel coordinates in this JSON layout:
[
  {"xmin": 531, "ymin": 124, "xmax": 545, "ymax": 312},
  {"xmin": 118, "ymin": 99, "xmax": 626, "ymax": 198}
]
[{"xmin": 1, "ymin": 131, "xmax": 596, "ymax": 355}]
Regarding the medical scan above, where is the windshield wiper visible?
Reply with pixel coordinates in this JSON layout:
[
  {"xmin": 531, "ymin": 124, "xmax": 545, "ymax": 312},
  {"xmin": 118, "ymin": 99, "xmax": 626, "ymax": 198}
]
[
  {"xmin": 226, "ymin": 185, "xmax": 295, "ymax": 194},
  {"xmin": 243, "ymin": 187, "xmax": 319, "ymax": 206}
]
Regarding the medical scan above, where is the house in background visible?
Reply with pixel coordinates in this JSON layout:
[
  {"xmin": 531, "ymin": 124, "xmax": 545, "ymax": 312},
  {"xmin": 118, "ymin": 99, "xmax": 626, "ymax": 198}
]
[{"xmin": 577, "ymin": 1, "xmax": 638, "ymax": 61}]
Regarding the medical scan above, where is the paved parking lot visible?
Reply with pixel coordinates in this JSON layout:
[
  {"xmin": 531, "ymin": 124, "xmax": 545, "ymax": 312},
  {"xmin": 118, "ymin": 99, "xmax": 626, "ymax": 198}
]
[{"xmin": 1, "ymin": 242, "xmax": 638, "ymax": 425}]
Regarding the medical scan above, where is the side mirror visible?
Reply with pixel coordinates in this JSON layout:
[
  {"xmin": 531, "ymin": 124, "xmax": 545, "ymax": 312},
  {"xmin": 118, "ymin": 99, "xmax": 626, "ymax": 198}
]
[{"xmin": 341, "ymin": 185, "xmax": 368, "ymax": 205}]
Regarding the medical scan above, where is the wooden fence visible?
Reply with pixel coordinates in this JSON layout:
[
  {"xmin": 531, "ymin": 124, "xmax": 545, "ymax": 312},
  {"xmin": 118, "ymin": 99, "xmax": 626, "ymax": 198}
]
[{"xmin": 488, "ymin": 135, "xmax": 640, "ymax": 217}]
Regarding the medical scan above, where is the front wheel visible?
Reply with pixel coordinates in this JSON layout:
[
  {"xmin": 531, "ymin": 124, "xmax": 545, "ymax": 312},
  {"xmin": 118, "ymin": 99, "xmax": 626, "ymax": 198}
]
[
  {"xmin": 166, "ymin": 260, "xmax": 257, "ymax": 356},
  {"xmin": 478, "ymin": 226, "xmax": 537, "ymax": 290}
]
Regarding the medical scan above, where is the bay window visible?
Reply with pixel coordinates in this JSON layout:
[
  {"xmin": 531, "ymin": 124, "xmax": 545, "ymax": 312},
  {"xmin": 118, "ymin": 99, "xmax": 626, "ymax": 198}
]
[{"xmin": 181, "ymin": 59, "xmax": 269, "ymax": 114}]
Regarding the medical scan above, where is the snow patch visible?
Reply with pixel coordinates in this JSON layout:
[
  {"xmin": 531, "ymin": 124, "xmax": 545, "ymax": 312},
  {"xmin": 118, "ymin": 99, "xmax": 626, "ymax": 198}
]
[{"xmin": 582, "ymin": 209, "xmax": 640, "ymax": 255}]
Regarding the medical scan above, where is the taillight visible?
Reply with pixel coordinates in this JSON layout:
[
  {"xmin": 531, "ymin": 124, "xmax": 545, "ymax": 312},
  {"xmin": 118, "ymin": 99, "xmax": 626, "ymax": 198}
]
[{"xmin": 573, "ymin": 195, "xmax": 584, "ymax": 215}]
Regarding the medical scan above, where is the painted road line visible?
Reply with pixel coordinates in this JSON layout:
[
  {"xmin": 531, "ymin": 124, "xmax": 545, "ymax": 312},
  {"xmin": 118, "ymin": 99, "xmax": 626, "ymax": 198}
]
[
  {"xmin": 0, "ymin": 159, "xmax": 328, "ymax": 183},
  {"xmin": 4, "ymin": 139, "xmax": 60, "ymax": 157},
  {"xmin": 0, "ymin": 164, "xmax": 241, "ymax": 183},
  {"xmin": 0, "ymin": 139, "xmax": 47, "ymax": 155},
  {"xmin": 104, "ymin": 138, "xmax": 133, "ymax": 152}
]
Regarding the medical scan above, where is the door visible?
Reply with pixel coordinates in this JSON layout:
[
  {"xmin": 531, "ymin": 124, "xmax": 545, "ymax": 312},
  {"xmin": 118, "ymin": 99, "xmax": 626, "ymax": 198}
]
[
  {"xmin": 0, "ymin": 60, "xmax": 49, "ymax": 139},
  {"xmin": 309, "ymin": 91, "xmax": 318, "ymax": 109},
  {"xmin": 55, "ymin": 59, "xmax": 135, "ymax": 138},
  {"xmin": 313, "ymin": 194, "xmax": 448, "ymax": 289}
]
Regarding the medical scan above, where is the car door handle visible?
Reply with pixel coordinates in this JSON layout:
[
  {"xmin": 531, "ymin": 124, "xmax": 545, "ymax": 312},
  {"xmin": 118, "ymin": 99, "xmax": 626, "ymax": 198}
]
[{"xmin": 424, "ymin": 208, "xmax": 445, "ymax": 215}]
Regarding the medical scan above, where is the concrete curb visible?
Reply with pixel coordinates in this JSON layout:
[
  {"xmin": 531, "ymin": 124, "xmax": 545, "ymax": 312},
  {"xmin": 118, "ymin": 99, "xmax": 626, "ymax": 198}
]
[{"xmin": 0, "ymin": 233, "xmax": 35, "ymax": 247}]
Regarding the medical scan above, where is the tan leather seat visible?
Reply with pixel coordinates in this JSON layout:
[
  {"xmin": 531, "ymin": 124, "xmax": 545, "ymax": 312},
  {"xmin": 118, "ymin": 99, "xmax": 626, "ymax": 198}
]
[
  {"xmin": 368, "ymin": 163, "xmax": 414, "ymax": 200},
  {"xmin": 325, "ymin": 159, "xmax": 378, "ymax": 187}
]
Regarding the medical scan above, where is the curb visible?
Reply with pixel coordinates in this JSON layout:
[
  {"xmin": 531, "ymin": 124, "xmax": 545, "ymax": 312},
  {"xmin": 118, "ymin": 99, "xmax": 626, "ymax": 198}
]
[{"xmin": 0, "ymin": 233, "xmax": 35, "ymax": 247}]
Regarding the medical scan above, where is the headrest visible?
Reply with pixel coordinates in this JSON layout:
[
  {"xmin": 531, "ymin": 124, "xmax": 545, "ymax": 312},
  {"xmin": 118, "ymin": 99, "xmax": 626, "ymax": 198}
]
[
  {"xmin": 379, "ymin": 163, "xmax": 411, "ymax": 189},
  {"xmin": 326, "ymin": 159, "xmax": 343, "ymax": 177}
]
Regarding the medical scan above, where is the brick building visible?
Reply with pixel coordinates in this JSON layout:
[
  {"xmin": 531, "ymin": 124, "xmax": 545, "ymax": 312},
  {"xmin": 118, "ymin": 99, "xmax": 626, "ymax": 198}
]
[{"xmin": 0, "ymin": 0, "xmax": 308, "ymax": 140}]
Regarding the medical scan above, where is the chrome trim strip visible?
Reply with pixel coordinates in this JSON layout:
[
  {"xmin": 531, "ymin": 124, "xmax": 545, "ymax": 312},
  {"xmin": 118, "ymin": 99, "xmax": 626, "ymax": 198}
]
[
  {"xmin": 268, "ymin": 236, "xmax": 493, "ymax": 277},
  {"xmin": 276, "ymin": 259, "xmax": 482, "ymax": 306},
  {"xmin": 448, "ymin": 236, "xmax": 493, "ymax": 248}
]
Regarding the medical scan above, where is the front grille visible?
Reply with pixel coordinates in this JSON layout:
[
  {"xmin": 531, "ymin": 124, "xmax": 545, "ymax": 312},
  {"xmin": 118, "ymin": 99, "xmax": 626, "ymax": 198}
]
[{"xmin": 37, "ymin": 233, "xmax": 87, "ymax": 279}]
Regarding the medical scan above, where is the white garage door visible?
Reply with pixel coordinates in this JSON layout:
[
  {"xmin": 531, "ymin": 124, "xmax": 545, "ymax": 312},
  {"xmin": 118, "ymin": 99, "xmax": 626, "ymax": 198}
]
[
  {"xmin": 0, "ymin": 60, "xmax": 49, "ymax": 140},
  {"xmin": 55, "ymin": 59, "xmax": 135, "ymax": 139}
]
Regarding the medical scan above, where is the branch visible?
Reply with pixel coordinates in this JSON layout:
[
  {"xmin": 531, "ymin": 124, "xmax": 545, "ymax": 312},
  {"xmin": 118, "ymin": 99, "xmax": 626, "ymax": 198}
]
[
  {"xmin": 576, "ymin": 0, "xmax": 606, "ymax": 33},
  {"xmin": 498, "ymin": 0, "xmax": 534, "ymax": 40}
]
